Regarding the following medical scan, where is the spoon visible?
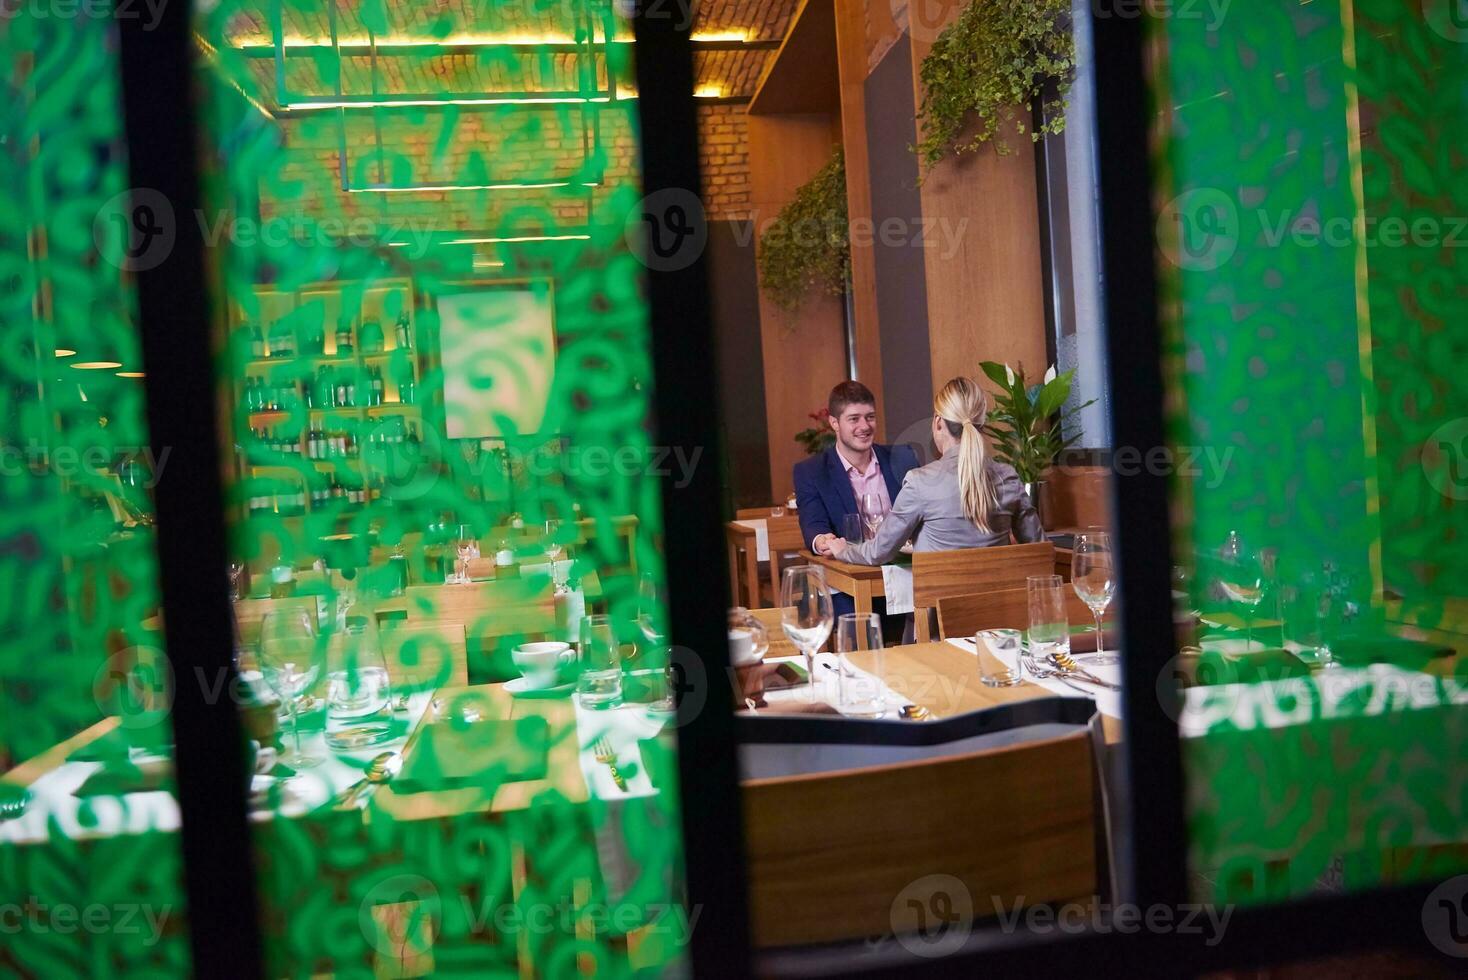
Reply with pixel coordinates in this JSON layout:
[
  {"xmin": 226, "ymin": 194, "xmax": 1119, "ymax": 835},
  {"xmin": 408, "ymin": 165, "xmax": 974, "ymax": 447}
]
[
  {"xmin": 337, "ymin": 752, "xmax": 397, "ymax": 809},
  {"xmin": 1048, "ymin": 652, "xmax": 1121, "ymax": 690}
]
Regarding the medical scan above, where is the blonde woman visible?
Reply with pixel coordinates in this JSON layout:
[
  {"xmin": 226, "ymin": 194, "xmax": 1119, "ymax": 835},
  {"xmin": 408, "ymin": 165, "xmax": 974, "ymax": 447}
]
[{"xmin": 814, "ymin": 376, "xmax": 1044, "ymax": 566}]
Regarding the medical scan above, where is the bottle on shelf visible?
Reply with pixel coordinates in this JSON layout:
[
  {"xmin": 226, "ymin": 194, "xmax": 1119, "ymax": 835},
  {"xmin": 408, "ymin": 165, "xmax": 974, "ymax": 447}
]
[
  {"xmin": 394, "ymin": 311, "xmax": 412, "ymax": 350},
  {"xmin": 269, "ymin": 319, "xmax": 296, "ymax": 358},
  {"xmin": 248, "ymin": 322, "xmax": 264, "ymax": 359},
  {"xmin": 370, "ymin": 366, "xmax": 384, "ymax": 406},
  {"xmin": 360, "ymin": 318, "xmax": 384, "ymax": 354},
  {"xmin": 335, "ymin": 316, "xmax": 354, "ymax": 356}
]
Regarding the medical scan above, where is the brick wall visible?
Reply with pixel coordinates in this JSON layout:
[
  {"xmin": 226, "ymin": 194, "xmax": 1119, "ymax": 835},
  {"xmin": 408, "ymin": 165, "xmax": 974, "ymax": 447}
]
[
  {"xmin": 262, "ymin": 102, "xmax": 751, "ymax": 230},
  {"xmin": 698, "ymin": 103, "xmax": 751, "ymax": 221}
]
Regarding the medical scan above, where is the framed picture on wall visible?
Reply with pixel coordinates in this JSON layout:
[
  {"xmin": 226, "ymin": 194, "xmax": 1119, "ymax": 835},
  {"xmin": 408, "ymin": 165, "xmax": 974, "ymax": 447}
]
[{"xmin": 434, "ymin": 279, "xmax": 557, "ymax": 441}]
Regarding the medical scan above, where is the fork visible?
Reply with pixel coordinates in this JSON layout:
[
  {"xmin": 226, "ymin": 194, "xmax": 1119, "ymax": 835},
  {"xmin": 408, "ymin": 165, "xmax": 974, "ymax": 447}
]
[
  {"xmin": 1021, "ymin": 654, "xmax": 1091, "ymax": 695},
  {"xmin": 593, "ymin": 736, "xmax": 629, "ymax": 792},
  {"xmin": 1049, "ymin": 652, "xmax": 1121, "ymax": 690}
]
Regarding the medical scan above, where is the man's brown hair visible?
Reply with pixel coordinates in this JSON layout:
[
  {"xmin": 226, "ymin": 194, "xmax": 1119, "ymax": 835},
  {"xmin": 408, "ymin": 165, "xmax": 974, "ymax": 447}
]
[{"xmin": 827, "ymin": 380, "xmax": 877, "ymax": 419}]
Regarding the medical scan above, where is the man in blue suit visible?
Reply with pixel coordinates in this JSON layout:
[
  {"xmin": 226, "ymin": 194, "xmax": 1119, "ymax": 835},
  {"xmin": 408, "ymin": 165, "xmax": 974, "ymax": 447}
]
[{"xmin": 793, "ymin": 381, "xmax": 919, "ymax": 620}]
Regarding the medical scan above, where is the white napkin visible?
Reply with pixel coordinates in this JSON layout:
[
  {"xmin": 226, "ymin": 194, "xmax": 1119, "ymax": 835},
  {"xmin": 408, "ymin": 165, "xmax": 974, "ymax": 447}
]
[
  {"xmin": 732, "ymin": 519, "xmax": 769, "ymax": 562},
  {"xmin": 946, "ymin": 636, "xmax": 1124, "ymax": 719},
  {"xmin": 881, "ymin": 564, "xmax": 914, "ymax": 615}
]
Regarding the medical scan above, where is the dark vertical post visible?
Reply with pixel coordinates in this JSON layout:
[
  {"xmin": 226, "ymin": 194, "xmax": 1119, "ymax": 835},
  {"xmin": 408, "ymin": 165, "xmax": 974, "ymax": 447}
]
[
  {"xmin": 631, "ymin": 0, "xmax": 753, "ymax": 973},
  {"xmin": 116, "ymin": 12, "xmax": 263, "ymax": 979},
  {"xmin": 1089, "ymin": 8, "xmax": 1190, "ymax": 906}
]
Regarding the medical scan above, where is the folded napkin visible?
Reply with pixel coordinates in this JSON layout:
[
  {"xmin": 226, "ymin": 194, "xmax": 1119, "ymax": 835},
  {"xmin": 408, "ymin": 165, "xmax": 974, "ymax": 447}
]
[
  {"xmin": 881, "ymin": 564, "xmax": 914, "ymax": 615},
  {"xmin": 732, "ymin": 662, "xmax": 806, "ymax": 706},
  {"xmin": 743, "ymin": 700, "xmax": 841, "ymax": 716}
]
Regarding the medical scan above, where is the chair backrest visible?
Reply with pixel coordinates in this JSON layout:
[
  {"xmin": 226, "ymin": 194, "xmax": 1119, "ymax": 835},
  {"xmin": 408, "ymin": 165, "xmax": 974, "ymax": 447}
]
[
  {"xmin": 936, "ymin": 585, "xmax": 1097, "ymax": 640},
  {"xmin": 381, "ymin": 621, "xmax": 469, "ymax": 691},
  {"xmin": 745, "ymin": 607, "xmax": 802, "ymax": 657},
  {"xmin": 742, "ymin": 730, "xmax": 1095, "ymax": 947},
  {"xmin": 397, "ymin": 581, "xmax": 560, "ymax": 683},
  {"xmin": 233, "ymin": 596, "xmax": 319, "ymax": 649},
  {"xmin": 910, "ymin": 542, "xmax": 1055, "ymax": 641}
]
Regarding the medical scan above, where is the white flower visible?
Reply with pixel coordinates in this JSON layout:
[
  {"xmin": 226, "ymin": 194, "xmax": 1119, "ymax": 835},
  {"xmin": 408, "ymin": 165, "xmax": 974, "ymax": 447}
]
[
  {"xmin": 1043, "ymin": 365, "xmax": 1057, "ymax": 385},
  {"xmin": 1004, "ymin": 364, "xmax": 1016, "ymax": 386}
]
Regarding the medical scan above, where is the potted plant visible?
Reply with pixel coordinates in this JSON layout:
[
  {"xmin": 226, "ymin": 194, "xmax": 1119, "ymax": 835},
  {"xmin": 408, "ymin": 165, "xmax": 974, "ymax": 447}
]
[
  {"xmin": 913, "ymin": 0, "xmax": 1075, "ymax": 175},
  {"xmin": 979, "ymin": 361, "xmax": 1094, "ymax": 520},
  {"xmin": 794, "ymin": 408, "xmax": 836, "ymax": 456}
]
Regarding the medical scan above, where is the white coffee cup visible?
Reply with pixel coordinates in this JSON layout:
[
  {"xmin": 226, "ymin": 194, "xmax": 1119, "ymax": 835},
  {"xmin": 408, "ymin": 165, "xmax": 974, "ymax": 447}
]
[
  {"xmin": 512, "ymin": 641, "xmax": 573, "ymax": 689},
  {"xmin": 728, "ymin": 628, "xmax": 761, "ymax": 666}
]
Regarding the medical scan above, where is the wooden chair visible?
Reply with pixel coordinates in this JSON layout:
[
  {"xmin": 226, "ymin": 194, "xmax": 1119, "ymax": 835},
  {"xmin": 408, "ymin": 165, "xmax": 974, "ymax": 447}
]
[
  {"xmin": 381, "ymin": 621, "xmax": 469, "ymax": 691},
  {"xmin": 911, "ymin": 542, "xmax": 1056, "ymax": 642},
  {"xmin": 742, "ymin": 730, "xmax": 1095, "ymax": 947},
  {"xmin": 763, "ymin": 516, "xmax": 807, "ymax": 605},
  {"xmin": 936, "ymin": 585, "xmax": 1100, "ymax": 640},
  {"xmin": 395, "ymin": 582, "xmax": 560, "ymax": 682},
  {"xmin": 233, "ymin": 596, "xmax": 319, "ymax": 649}
]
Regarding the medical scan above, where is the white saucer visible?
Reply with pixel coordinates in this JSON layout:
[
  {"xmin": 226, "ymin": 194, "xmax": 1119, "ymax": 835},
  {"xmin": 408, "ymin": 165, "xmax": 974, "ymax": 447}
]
[{"xmin": 504, "ymin": 676, "xmax": 574, "ymax": 698}]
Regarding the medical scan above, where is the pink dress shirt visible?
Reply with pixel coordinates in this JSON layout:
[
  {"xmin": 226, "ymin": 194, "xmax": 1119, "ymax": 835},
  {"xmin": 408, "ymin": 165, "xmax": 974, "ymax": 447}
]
[{"xmin": 835, "ymin": 446, "xmax": 891, "ymax": 520}]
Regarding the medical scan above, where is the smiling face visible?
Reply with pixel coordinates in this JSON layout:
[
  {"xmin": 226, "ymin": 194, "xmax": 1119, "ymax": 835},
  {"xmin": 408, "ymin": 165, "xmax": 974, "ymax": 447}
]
[{"xmin": 829, "ymin": 401, "xmax": 877, "ymax": 456}]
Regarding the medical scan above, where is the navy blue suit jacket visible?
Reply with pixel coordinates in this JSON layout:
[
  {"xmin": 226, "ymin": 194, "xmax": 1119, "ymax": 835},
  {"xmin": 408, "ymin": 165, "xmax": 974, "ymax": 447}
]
[{"xmin": 793, "ymin": 443, "xmax": 919, "ymax": 552}]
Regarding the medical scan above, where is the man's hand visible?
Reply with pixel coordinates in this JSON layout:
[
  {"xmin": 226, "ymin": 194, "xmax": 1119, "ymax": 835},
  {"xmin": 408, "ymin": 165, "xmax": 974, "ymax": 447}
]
[{"xmin": 812, "ymin": 533, "xmax": 847, "ymax": 558}]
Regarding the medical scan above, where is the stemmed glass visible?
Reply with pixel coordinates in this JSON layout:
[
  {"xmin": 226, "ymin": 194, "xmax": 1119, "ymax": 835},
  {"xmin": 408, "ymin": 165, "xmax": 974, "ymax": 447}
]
[
  {"xmin": 859, "ymin": 492, "xmax": 886, "ymax": 540},
  {"xmin": 779, "ymin": 565, "xmax": 834, "ymax": 689},
  {"xmin": 1218, "ymin": 531, "xmax": 1265, "ymax": 651},
  {"xmin": 1071, "ymin": 531, "xmax": 1119, "ymax": 666},
  {"xmin": 258, "ymin": 609, "xmax": 324, "ymax": 770},
  {"xmin": 636, "ymin": 573, "xmax": 675, "ymax": 709},
  {"xmin": 453, "ymin": 523, "xmax": 476, "ymax": 584},
  {"xmin": 543, "ymin": 519, "xmax": 567, "ymax": 590}
]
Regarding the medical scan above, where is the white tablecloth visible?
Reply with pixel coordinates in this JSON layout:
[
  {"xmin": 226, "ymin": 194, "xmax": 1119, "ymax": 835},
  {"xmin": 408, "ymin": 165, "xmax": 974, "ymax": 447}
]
[
  {"xmin": 747, "ymin": 652, "xmax": 911, "ymax": 718},
  {"xmin": 732, "ymin": 519, "xmax": 769, "ymax": 562},
  {"xmin": 946, "ymin": 636, "xmax": 1124, "ymax": 719}
]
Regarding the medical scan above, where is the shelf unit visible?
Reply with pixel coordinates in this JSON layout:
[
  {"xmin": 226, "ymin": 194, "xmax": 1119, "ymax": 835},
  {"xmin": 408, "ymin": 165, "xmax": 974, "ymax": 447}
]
[{"xmin": 230, "ymin": 277, "xmax": 426, "ymax": 519}]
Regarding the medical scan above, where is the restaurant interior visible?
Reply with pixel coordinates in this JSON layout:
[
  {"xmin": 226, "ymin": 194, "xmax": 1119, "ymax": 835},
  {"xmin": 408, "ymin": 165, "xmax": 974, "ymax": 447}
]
[{"xmin": 2, "ymin": 0, "xmax": 1466, "ymax": 976}]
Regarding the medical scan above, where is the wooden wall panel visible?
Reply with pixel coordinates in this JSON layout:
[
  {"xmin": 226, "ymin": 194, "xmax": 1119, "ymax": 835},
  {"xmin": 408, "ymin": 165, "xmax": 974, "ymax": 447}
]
[
  {"xmin": 907, "ymin": 25, "xmax": 1048, "ymax": 394},
  {"xmin": 748, "ymin": 112, "xmax": 848, "ymax": 500},
  {"xmin": 835, "ymin": 0, "xmax": 884, "ymax": 435}
]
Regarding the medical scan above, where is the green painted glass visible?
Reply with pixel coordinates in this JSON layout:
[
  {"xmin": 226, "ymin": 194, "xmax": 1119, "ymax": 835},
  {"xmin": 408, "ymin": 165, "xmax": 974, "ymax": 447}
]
[
  {"xmin": 1156, "ymin": 1, "xmax": 1468, "ymax": 905},
  {"xmin": 194, "ymin": 0, "xmax": 688, "ymax": 975},
  {"xmin": 0, "ymin": 8, "xmax": 191, "ymax": 975}
]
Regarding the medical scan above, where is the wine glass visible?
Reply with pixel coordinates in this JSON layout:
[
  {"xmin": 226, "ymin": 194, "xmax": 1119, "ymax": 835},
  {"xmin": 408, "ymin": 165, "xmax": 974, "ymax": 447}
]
[
  {"xmin": 779, "ymin": 565, "xmax": 833, "ymax": 689},
  {"xmin": 543, "ymin": 519, "xmax": 567, "ymax": 590},
  {"xmin": 258, "ymin": 609, "xmax": 324, "ymax": 770},
  {"xmin": 1071, "ymin": 531, "xmax": 1119, "ymax": 666},
  {"xmin": 454, "ymin": 523, "xmax": 476, "ymax": 584},
  {"xmin": 1218, "ymin": 531, "xmax": 1265, "ymax": 651},
  {"xmin": 859, "ymin": 491, "xmax": 886, "ymax": 540}
]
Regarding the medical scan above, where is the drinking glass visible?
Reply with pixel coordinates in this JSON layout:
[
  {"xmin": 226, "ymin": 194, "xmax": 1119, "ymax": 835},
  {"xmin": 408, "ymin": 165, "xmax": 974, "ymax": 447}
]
[
  {"xmin": 835, "ymin": 613, "xmax": 885, "ymax": 717},
  {"xmin": 859, "ymin": 491, "xmax": 886, "ymax": 539},
  {"xmin": 577, "ymin": 614, "xmax": 623, "ymax": 706},
  {"xmin": 1027, "ymin": 574, "xmax": 1071, "ymax": 665},
  {"xmin": 1218, "ymin": 531, "xmax": 1265, "ymax": 650},
  {"xmin": 978, "ymin": 629, "xmax": 1024, "ymax": 687},
  {"xmin": 1071, "ymin": 531, "xmax": 1119, "ymax": 666},
  {"xmin": 325, "ymin": 612, "xmax": 394, "ymax": 749},
  {"xmin": 258, "ymin": 609, "xmax": 324, "ymax": 769},
  {"xmin": 630, "ymin": 572, "xmax": 666, "ymax": 665},
  {"xmin": 770, "ymin": 505, "xmax": 785, "ymax": 518},
  {"xmin": 779, "ymin": 565, "xmax": 834, "ymax": 688},
  {"xmin": 840, "ymin": 513, "xmax": 865, "ymax": 546},
  {"xmin": 1282, "ymin": 570, "xmax": 1337, "ymax": 670}
]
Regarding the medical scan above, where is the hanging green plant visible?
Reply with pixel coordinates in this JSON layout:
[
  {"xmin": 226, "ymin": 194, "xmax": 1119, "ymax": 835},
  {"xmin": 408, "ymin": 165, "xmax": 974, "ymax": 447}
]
[
  {"xmin": 757, "ymin": 148, "xmax": 850, "ymax": 313},
  {"xmin": 913, "ymin": 0, "xmax": 1075, "ymax": 173}
]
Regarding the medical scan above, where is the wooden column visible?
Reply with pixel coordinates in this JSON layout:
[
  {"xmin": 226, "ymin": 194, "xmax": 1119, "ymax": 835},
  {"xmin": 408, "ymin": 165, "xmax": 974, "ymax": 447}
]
[
  {"xmin": 908, "ymin": 16, "xmax": 1049, "ymax": 391},
  {"xmin": 748, "ymin": 113, "xmax": 847, "ymax": 499},
  {"xmin": 834, "ymin": 0, "xmax": 884, "ymax": 437}
]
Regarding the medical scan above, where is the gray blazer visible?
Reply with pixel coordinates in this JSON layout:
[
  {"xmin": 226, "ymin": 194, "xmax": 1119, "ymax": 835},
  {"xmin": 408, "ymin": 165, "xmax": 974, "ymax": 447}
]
[{"xmin": 840, "ymin": 450, "xmax": 1044, "ymax": 565}]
